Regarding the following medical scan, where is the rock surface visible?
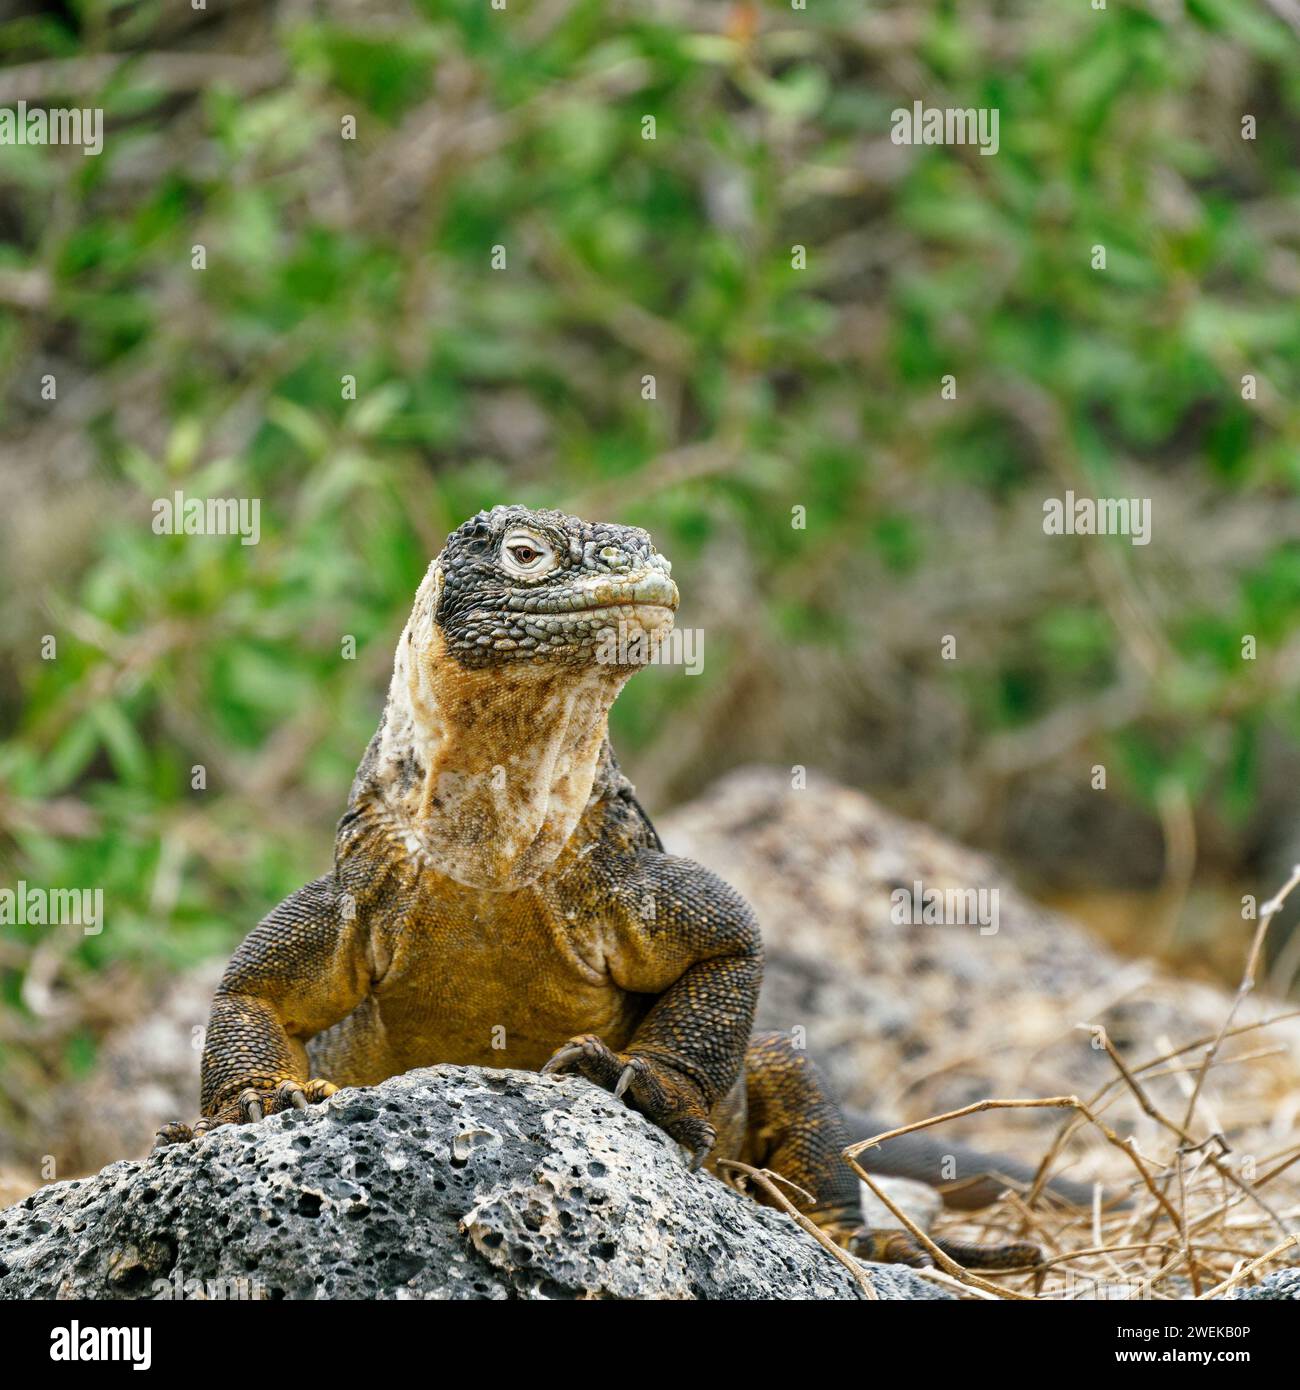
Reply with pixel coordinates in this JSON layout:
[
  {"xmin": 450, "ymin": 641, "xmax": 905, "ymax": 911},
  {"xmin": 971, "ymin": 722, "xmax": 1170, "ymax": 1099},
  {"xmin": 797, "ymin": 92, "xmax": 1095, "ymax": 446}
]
[
  {"xmin": 0, "ymin": 1066, "xmax": 946, "ymax": 1302},
  {"xmin": 1229, "ymin": 1269, "xmax": 1300, "ymax": 1300}
]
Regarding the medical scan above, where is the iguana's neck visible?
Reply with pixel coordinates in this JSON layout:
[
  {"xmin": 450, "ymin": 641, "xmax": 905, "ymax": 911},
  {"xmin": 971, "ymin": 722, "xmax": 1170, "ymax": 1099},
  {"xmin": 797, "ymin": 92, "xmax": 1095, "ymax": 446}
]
[{"xmin": 361, "ymin": 566, "xmax": 632, "ymax": 890}]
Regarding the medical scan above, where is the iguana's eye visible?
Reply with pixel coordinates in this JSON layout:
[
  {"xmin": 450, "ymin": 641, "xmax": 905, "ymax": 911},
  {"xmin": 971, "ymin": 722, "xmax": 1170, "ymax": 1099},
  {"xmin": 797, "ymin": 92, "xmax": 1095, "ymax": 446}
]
[{"xmin": 501, "ymin": 530, "xmax": 557, "ymax": 578}]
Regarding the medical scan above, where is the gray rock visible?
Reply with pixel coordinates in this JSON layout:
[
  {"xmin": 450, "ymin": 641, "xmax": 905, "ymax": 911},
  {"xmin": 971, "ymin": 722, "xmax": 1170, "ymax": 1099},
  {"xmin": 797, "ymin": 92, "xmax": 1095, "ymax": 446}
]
[
  {"xmin": 0, "ymin": 1066, "xmax": 948, "ymax": 1302},
  {"xmin": 1227, "ymin": 1268, "xmax": 1300, "ymax": 1300}
]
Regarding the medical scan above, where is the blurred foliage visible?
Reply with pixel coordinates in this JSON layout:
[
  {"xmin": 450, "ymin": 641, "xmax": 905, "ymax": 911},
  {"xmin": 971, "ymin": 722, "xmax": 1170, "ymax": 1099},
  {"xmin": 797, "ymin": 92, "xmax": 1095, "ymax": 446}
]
[{"xmin": 1, "ymin": 0, "xmax": 1300, "ymax": 1123}]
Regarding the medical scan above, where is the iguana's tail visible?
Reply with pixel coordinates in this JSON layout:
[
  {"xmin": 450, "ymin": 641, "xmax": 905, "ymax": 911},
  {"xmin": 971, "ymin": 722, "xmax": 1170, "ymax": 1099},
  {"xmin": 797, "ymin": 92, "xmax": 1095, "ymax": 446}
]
[{"xmin": 842, "ymin": 1106, "xmax": 1112, "ymax": 1211}]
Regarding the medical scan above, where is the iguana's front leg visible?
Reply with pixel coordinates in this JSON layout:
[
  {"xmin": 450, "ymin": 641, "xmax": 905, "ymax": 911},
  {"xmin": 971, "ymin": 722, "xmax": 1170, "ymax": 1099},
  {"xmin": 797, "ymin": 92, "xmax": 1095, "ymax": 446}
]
[
  {"xmin": 544, "ymin": 852, "xmax": 762, "ymax": 1168},
  {"xmin": 157, "ymin": 875, "xmax": 371, "ymax": 1143}
]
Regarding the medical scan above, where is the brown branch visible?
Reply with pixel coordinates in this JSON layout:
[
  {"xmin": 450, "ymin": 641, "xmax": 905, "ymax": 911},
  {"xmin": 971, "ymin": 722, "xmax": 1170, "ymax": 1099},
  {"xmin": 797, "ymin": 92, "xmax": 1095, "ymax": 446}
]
[{"xmin": 848, "ymin": 1095, "xmax": 1184, "ymax": 1234}]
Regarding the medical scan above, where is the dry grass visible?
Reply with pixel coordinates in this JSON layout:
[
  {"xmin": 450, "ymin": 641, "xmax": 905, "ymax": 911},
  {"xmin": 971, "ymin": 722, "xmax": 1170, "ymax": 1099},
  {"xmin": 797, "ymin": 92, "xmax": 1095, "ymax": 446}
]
[{"xmin": 841, "ymin": 867, "xmax": 1300, "ymax": 1301}]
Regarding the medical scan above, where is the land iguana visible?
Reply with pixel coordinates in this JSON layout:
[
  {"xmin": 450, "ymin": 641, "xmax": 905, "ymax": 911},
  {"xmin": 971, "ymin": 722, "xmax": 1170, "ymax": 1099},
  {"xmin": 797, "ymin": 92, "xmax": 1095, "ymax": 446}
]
[{"xmin": 159, "ymin": 505, "xmax": 1086, "ymax": 1268}]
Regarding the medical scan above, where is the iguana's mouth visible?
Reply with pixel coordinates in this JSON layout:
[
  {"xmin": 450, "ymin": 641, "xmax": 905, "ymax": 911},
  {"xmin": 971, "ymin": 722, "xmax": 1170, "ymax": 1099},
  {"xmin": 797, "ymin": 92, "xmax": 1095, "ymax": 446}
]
[
  {"xmin": 578, "ymin": 600, "xmax": 675, "ymax": 615},
  {"xmin": 508, "ymin": 571, "xmax": 679, "ymax": 617}
]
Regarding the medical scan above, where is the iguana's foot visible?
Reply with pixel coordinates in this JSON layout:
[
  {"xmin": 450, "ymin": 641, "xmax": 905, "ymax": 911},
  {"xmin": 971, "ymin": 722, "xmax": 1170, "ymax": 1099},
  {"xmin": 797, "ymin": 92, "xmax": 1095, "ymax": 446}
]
[
  {"xmin": 808, "ymin": 1210, "xmax": 934, "ymax": 1268},
  {"xmin": 840, "ymin": 1226, "xmax": 1040, "ymax": 1271},
  {"xmin": 154, "ymin": 1078, "xmax": 338, "ymax": 1147},
  {"xmin": 817, "ymin": 1213, "xmax": 1039, "ymax": 1271},
  {"xmin": 846, "ymin": 1228, "xmax": 936, "ymax": 1268},
  {"xmin": 542, "ymin": 1033, "xmax": 717, "ymax": 1169}
]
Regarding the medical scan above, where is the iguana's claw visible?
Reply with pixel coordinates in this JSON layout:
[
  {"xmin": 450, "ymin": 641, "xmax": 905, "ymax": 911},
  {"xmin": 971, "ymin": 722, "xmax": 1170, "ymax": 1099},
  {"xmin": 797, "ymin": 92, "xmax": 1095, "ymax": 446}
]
[
  {"xmin": 541, "ymin": 1034, "xmax": 627, "ymax": 1086},
  {"xmin": 541, "ymin": 1043, "xmax": 587, "ymax": 1075},
  {"xmin": 154, "ymin": 1120, "xmax": 197, "ymax": 1148},
  {"xmin": 687, "ymin": 1141, "xmax": 713, "ymax": 1173},
  {"xmin": 276, "ymin": 1080, "xmax": 310, "ymax": 1111},
  {"xmin": 542, "ymin": 1034, "xmax": 717, "ymax": 1168},
  {"xmin": 153, "ymin": 1077, "xmax": 338, "ymax": 1148}
]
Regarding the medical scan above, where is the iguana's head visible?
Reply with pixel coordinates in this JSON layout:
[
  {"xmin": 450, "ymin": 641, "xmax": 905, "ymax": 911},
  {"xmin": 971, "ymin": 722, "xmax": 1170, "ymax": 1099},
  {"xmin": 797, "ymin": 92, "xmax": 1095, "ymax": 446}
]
[
  {"xmin": 431, "ymin": 504, "xmax": 678, "ymax": 670},
  {"xmin": 363, "ymin": 505, "xmax": 678, "ymax": 889}
]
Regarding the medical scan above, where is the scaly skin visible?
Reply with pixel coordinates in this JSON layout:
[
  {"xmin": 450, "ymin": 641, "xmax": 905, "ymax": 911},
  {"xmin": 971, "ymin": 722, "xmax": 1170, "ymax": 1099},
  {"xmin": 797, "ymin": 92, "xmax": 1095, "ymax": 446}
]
[{"xmin": 159, "ymin": 505, "xmax": 1042, "ymax": 1271}]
